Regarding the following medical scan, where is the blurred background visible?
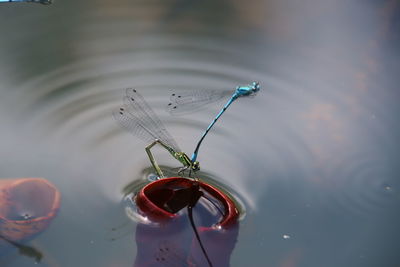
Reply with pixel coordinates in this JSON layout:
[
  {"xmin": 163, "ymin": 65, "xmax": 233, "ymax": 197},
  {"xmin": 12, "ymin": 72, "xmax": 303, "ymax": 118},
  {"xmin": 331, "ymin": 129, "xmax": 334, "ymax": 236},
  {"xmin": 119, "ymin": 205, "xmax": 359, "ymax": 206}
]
[{"xmin": 0, "ymin": 0, "xmax": 399, "ymax": 266}]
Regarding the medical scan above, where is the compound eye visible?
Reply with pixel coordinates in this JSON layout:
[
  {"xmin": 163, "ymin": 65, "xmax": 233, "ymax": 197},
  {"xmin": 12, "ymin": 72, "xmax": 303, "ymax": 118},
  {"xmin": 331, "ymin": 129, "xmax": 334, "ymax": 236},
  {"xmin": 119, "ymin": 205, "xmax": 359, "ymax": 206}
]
[{"xmin": 193, "ymin": 162, "xmax": 200, "ymax": 171}]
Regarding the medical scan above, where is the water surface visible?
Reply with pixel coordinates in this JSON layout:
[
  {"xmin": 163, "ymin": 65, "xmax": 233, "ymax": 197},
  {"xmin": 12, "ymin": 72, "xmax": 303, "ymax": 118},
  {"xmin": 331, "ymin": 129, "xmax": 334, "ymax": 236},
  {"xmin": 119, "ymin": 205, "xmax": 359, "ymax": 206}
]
[{"xmin": 0, "ymin": 0, "xmax": 399, "ymax": 266}]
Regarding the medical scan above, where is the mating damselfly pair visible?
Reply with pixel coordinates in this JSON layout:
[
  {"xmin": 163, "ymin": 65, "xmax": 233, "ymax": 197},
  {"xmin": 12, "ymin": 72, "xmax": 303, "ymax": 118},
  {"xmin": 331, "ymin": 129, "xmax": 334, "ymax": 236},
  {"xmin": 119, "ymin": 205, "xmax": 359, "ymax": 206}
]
[{"xmin": 113, "ymin": 82, "xmax": 260, "ymax": 179}]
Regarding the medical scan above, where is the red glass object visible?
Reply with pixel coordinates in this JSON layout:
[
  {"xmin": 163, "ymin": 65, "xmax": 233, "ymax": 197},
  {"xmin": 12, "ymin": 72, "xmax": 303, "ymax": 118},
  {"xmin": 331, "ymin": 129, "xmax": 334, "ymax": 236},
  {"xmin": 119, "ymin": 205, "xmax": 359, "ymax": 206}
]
[
  {"xmin": 134, "ymin": 177, "xmax": 239, "ymax": 267},
  {"xmin": 0, "ymin": 178, "xmax": 61, "ymax": 253}
]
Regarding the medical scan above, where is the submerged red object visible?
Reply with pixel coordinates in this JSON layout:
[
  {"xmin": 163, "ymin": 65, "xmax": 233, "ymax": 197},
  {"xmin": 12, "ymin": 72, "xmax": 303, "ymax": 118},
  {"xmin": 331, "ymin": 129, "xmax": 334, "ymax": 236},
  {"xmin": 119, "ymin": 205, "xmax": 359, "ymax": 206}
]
[
  {"xmin": 0, "ymin": 178, "xmax": 61, "ymax": 245},
  {"xmin": 134, "ymin": 177, "xmax": 240, "ymax": 267}
]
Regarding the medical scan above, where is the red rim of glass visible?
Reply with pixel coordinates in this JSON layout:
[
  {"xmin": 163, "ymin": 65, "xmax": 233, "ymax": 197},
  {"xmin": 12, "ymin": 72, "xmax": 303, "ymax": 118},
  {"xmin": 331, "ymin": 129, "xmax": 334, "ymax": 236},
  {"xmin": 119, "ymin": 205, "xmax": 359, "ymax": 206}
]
[{"xmin": 135, "ymin": 177, "xmax": 239, "ymax": 228}]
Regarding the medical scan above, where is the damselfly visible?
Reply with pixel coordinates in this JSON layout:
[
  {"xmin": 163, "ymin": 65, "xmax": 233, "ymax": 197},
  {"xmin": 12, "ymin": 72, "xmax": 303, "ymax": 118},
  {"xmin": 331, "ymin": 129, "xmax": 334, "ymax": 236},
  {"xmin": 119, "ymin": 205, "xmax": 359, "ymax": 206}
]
[
  {"xmin": 0, "ymin": 0, "xmax": 51, "ymax": 4},
  {"xmin": 168, "ymin": 82, "xmax": 260, "ymax": 162},
  {"xmin": 113, "ymin": 88, "xmax": 199, "ymax": 179},
  {"xmin": 114, "ymin": 82, "xmax": 260, "ymax": 178}
]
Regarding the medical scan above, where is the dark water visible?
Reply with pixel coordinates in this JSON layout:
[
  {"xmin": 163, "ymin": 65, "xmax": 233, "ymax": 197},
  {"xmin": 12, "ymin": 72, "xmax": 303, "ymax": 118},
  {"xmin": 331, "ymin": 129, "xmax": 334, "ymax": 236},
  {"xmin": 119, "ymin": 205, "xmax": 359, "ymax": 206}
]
[{"xmin": 0, "ymin": 0, "xmax": 399, "ymax": 266}]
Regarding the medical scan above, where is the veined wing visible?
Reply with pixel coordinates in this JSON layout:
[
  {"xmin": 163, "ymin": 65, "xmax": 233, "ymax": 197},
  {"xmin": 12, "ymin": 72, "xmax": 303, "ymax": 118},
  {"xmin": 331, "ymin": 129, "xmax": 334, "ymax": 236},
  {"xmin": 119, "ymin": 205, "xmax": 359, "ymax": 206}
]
[
  {"xmin": 113, "ymin": 108, "xmax": 161, "ymax": 145},
  {"xmin": 167, "ymin": 89, "xmax": 232, "ymax": 116},
  {"xmin": 124, "ymin": 88, "xmax": 180, "ymax": 150},
  {"xmin": 113, "ymin": 89, "xmax": 180, "ymax": 151}
]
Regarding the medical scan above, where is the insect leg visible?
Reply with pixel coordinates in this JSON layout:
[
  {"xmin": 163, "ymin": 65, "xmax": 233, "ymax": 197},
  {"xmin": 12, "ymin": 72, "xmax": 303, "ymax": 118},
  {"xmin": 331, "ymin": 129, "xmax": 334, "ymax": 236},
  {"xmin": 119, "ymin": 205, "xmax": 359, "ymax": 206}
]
[
  {"xmin": 145, "ymin": 140, "xmax": 165, "ymax": 178},
  {"xmin": 146, "ymin": 139, "xmax": 182, "ymax": 178}
]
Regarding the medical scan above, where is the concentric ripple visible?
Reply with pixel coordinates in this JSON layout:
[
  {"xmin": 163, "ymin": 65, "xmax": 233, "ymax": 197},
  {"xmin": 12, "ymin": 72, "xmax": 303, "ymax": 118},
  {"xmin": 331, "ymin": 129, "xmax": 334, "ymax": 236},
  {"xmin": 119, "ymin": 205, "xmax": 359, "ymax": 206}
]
[
  {"xmin": 1, "ymin": 21, "xmax": 270, "ymax": 206},
  {"xmin": 323, "ymin": 153, "xmax": 398, "ymax": 216},
  {"xmin": 1, "ymin": 1, "xmax": 400, "ymax": 266}
]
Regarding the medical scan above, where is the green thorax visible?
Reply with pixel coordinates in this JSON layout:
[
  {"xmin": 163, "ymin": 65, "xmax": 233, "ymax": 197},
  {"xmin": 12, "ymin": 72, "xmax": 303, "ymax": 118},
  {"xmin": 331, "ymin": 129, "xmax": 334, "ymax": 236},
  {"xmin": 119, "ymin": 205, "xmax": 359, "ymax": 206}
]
[{"xmin": 173, "ymin": 151, "xmax": 193, "ymax": 167}]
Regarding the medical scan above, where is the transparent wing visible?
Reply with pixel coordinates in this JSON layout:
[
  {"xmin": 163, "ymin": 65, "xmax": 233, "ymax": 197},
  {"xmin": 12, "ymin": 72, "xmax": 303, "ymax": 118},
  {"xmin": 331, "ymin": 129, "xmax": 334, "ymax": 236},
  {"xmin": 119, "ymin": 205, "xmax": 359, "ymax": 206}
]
[
  {"xmin": 167, "ymin": 89, "xmax": 233, "ymax": 116},
  {"xmin": 113, "ymin": 89, "xmax": 180, "ymax": 151},
  {"xmin": 124, "ymin": 88, "xmax": 180, "ymax": 150},
  {"xmin": 113, "ymin": 108, "xmax": 159, "ymax": 144}
]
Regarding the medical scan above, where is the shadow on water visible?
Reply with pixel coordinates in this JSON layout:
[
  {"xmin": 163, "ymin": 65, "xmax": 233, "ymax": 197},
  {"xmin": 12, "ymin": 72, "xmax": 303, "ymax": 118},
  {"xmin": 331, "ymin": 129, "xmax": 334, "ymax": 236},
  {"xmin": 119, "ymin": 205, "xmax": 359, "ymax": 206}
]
[{"xmin": 0, "ymin": 235, "xmax": 43, "ymax": 263}]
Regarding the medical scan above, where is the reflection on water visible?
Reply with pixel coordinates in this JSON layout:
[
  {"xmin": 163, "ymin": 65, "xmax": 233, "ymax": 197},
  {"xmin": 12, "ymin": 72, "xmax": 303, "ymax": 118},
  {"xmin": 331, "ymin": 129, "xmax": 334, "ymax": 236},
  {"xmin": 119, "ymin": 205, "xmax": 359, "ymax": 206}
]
[
  {"xmin": 0, "ymin": 0, "xmax": 399, "ymax": 266},
  {"xmin": 131, "ymin": 175, "xmax": 239, "ymax": 266}
]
